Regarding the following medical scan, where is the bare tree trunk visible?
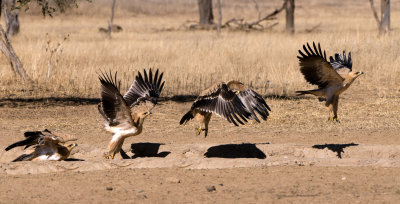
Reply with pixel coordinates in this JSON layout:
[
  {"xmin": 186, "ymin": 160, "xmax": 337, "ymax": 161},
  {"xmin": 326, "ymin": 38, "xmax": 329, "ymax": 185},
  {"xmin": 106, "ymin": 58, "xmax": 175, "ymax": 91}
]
[
  {"xmin": 0, "ymin": 24, "xmax": 30, "ymax": 81},
  {"xmin": 216, "ymin": 0, "xmax": 221, "ymax": 33},
  {"xmin": 285, "ymin": 0, "xmax": 294, "ymax": 34},
  {"xmin": 380, "ymin": 0, "xmax": 390, "ymax": 33},
  {"xmin": 107, "ymin": 0, "xmax": 116, "ymax": 38},
  {"xmin": 198, "ymin": 0, "xmax": 214, "ymax": 25},
  {"xmin": 369, "ymin": 0, "xmax": 390, "ymax": 34},
  {"xmin": 3, "ymin": 0, "xmax": 19, "ymax": 36}
]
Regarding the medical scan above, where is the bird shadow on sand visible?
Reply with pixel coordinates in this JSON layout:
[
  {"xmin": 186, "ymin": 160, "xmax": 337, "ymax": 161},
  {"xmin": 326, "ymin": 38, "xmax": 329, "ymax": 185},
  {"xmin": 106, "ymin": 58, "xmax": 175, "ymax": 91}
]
[
  {"xmin": 312, "ymin": 143, "xmax": 359, "ymax": 159},
  {"xmin": 64, "ymin": 158, "xmax": 85, "ymax": 161},
  {"xmin": 204, "ymin": 143, "xmax": 268, "ymax": 159},
  {"xmin": 121, "ymin": 143, "xmax": 171, "ymax": 159}
]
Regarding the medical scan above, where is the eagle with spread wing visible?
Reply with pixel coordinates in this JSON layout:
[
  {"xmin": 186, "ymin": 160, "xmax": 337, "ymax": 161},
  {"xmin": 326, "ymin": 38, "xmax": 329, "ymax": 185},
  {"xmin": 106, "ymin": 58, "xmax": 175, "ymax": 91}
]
[
  {"xmin": 98, "ymin": 69, "xmax": 164, "ymax": 159},
  {"xmin": 296, "ymin": 42, "xmax": 364, "ymax": 122},
  {"xmin": 9, "ymin": 129, "xmax": 78, "ymax": 162},
  {"xmin": 180, "ymin": 80, "xmax": 271, "ymax": 137}
]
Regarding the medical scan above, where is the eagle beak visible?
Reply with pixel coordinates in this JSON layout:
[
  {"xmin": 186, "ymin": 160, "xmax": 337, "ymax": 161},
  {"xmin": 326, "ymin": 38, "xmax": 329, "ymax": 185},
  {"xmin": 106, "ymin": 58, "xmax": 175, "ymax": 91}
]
[{"xmin": 146, "ymin": 112, "xmax": 152, "ymax": 116}]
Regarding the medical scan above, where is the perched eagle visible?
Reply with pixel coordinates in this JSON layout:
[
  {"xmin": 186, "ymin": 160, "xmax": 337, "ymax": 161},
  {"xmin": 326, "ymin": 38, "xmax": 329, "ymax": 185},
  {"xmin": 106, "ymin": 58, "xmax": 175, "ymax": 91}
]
[
  {"xmin": 180, "ymin": 80, "xmax": 271, "ymax": 137},
  {"xmin": 297, "ymin": 42, "xmax": 364, "ymax": 122},
  {"xmin": 9, "ymin": 130, "xmax": 78, "ymax": 162},
  {"xmin": 98, "ymin": 69, "xmax": 165, "ymax": 159}
]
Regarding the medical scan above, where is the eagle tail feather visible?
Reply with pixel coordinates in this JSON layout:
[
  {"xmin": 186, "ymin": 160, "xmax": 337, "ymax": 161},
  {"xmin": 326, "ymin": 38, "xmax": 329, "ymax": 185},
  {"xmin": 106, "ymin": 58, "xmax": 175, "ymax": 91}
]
[
  {"xmin": 180, "ymin": 111, "xmax": 194, "ymax": 125},
  {"xmin": 296, "ymin": 90, "xmax": 319, "ymax": 96}
]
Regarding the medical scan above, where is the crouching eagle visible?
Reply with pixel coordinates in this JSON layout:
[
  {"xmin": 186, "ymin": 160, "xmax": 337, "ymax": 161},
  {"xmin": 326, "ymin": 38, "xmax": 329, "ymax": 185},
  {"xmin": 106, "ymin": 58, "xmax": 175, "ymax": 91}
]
[
  {"xmin": 8, "ymin": 129, "xmax": 78, "ymax": 162},
  {"xmin": 297, "ymin": 42, "xmax": 364, "ymax": 122},
  {"xmin": 180, "ymin": 80, "xmax": 271, "ymax": 137}
]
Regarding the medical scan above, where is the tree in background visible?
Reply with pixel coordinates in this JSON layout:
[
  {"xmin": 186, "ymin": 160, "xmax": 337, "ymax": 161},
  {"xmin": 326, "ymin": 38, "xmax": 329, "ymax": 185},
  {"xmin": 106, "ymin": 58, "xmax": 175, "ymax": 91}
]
[
  {"xmin": 198, "ymin": 0, "xmax": 214, "ymax": 26},
  {"xmin": 369, "ymin": 0, "xmax": 390, "ymax": 34},
  {"xmin": 0, "ymin": 0, "xmax": 87, "ymax": 81},
  {"xmin": 285, "ymin": 0, "xmax": 294, "ymax": 34},
  {"xmin": 2, "ymin": 0, "xmax": 20, "ymax": 36}
]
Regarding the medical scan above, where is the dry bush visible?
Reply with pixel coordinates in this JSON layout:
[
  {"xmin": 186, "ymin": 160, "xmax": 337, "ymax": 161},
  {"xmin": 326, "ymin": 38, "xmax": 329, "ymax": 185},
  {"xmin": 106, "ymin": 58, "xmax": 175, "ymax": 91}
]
[{"xmin": 0, "ymin": 0, "xmax": 399, "ymax": 99}]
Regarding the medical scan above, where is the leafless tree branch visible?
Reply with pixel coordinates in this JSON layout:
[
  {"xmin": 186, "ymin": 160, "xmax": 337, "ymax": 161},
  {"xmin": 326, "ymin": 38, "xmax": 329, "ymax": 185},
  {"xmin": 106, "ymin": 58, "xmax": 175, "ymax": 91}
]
[
  {"xmin": 369, "ymin": 0, "xmax": 381, "ymax": 28},
  {"xmin": 0, "ymin": 24, "xmax": 31, "ymax": 81}
]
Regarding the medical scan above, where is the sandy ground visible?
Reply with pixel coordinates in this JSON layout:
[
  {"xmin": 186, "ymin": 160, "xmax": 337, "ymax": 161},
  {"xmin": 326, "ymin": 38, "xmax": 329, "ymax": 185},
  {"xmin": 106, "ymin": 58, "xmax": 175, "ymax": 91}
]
[{"xmin": 0, "ymin": 91, "xmax": 400, "ymax": 203}]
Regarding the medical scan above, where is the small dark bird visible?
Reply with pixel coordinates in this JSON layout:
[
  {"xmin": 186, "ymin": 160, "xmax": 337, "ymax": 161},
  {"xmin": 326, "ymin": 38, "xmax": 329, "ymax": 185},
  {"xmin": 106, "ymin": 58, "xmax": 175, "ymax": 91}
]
[{"xmin": 180, "ymin": 80, "xmax": 271, "ymax": 137}]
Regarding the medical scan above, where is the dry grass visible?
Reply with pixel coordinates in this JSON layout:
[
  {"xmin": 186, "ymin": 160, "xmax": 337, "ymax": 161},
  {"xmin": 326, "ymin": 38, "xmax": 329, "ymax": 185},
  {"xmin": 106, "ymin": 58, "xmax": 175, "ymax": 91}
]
[{"xmin": 0, "ymin": 0, "xmax": 399, "ymax": 99}]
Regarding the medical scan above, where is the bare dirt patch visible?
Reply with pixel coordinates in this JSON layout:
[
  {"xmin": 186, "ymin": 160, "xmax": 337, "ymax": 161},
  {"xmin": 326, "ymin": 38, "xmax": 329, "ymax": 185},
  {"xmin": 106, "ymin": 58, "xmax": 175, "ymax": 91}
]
[{"xmin": 0, "ymin": 98, "xmax": 399, "ymax": 202}]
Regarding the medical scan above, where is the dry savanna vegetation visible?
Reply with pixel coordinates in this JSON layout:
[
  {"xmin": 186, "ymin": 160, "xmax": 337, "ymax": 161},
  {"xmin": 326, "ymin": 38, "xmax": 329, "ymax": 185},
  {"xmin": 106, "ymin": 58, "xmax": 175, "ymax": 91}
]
[
  {"xmin": 0, "ymin": 0, "xmax": 399, "ymax": 98},
  {"xmin": 1, "ymin": 0, "xmax": 400, "ymax": 203}
]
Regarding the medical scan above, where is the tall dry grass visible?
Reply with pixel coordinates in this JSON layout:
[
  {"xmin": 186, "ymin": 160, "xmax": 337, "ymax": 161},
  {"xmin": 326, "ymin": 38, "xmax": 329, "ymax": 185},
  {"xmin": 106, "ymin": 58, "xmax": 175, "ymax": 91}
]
[{"xmin": 0, "ymin": 0, "xmax": 399, "ymax": 99}]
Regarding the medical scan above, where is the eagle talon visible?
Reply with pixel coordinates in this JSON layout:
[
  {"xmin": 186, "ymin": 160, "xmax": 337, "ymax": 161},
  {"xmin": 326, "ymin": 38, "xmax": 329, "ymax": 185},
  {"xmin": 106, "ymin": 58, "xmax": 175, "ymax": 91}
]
[
  {"xmin": 333, "ymin": 116, "xmax": 340, "ymax": 123},
  {"xmin": 104, "ymin": 152, "xmax": 114, "ymax": 160},
  {"xmin": 196, "ymin": 127, "xmax": 202, "ymax": 136},
  {"xmin": 328, "ymin": 116, "xmax": 340, "ymax": 123}
]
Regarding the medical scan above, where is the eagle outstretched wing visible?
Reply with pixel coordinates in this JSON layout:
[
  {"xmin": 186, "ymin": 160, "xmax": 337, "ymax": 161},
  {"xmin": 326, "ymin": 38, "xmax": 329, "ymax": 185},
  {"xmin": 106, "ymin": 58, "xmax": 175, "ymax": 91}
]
[
  {"xmin": 98, "ymin": 71, "xmax": 134, "ymax": 127},
  {"xmin": 227, "ymin": 80, "xmax": 271, "ymax": 123},
  {"xmin": 329, "ymin": 51, "xmax": 352, "ymax": 71},
  {"xmin": 329, "ymin": 51, "xmax": 352, "ymax": 77},
  {"xmin": 5, "ymin": 129, "xmax": 76, "ymax": 151},
  {"xmin": 5, "ymin": 131, "xmax": 43, "ymax": 151},
  {"xmin": 189, "ymin": 82, "xmax": 252, "ymax": 126},
  {"xmin": 297, "ymin": 42, "xmax": 344, "ymax": 88},
  {"xmin": 237, "ymin": 89, "xmax": 271, "ymax": 122},
  {"xmin": 123, "ymin": 69, "xmax": 165, "ymax": 108}
]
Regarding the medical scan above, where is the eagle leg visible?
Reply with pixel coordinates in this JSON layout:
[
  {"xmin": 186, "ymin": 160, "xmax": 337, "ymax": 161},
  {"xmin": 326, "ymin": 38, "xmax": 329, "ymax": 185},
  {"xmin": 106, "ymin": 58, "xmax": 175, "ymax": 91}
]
[{"xmin": 202, "ymin": 128, "xmax": 208, "ymax": 137}]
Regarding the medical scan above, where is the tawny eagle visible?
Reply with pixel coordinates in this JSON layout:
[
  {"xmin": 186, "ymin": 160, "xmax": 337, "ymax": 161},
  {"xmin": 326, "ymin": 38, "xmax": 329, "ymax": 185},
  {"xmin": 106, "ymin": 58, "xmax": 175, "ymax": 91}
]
[
  {"xmin": 98, "ymin": 69, "xmax": 164, "ymax": 159},
  {"xmin": 10, "ymin": 129, "xmax": 78, "ymax": 162},
  {"xmin": 180, "ymin": 80, "xmax": 270, "ymax": 137},
  {"xmin": 297, "ymin": 42, "xmax": 364, "ymax": 122}
]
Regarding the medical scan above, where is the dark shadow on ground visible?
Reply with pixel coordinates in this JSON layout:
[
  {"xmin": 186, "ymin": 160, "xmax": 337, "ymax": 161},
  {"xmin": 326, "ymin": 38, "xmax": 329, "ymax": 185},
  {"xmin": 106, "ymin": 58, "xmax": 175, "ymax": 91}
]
[
  {"xmin": 0, "ymin": 97, "xmax": 100, "ymax": 107},
  {"xmin": 0, "ymin": 94, "xmax": 315, "ymax": 107},
  {"xmin": 204, "ymin": 143, "xmax": 267, "ymax": 159},
  {"xmin": 121, "ymin": 143, "xmax": 171, "ymax": 159},
  {"xmin": 64, "ymin": 158, "xmax": 85, "ymax": 161},
  {"xmin": 312, "ymin": 143, "xmax": 359, "ymax": 159}
]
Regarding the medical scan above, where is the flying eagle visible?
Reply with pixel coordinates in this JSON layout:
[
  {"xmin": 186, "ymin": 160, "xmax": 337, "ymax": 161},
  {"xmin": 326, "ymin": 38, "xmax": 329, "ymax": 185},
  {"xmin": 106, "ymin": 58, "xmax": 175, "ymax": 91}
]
[
  {"xmin": 9, "ymin": 130, "xmax": 78, "ymax": 162},
  {"xmin": 180, "ymin": 80, "xmax": 271, "ymax": 137},
  {"xmin": 296, "ymin": 42, "xmax": 364, "ymax": 122},
  {"xmin": 98, "ymin": 69, "xmax": 165, "ymax": 159}
]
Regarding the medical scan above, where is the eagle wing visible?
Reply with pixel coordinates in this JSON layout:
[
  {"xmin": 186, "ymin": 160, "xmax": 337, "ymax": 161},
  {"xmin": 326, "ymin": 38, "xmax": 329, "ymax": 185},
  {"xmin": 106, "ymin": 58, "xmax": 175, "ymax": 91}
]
[
  {"xmin": 329, "ymin": 51, "xmax": 352, "ymax": 77},
  {"xmin": 227, "ymin": 81, "xmax": 271, "ymax": 123},
  {"xmin": 98, "ymin": 71, "xmax": 134, "ymax": 127},
  {"xmin": 5, "ymin": 131, "xmax": 43, "ymax": 151},
  {"xmin": 123, "ymin": 69, "xmax": 165, "ymax": 111},
  {"xmin": 298, "ymin": 42, "xmax": 344, "ymax": 88},
  {"xmin": 191, "ymin": 82, "xmax": 252, "ymax": 126}
]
